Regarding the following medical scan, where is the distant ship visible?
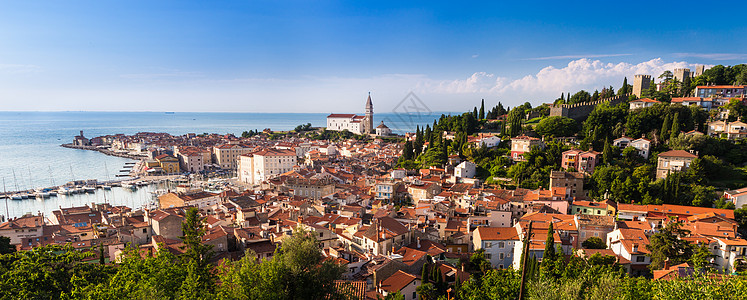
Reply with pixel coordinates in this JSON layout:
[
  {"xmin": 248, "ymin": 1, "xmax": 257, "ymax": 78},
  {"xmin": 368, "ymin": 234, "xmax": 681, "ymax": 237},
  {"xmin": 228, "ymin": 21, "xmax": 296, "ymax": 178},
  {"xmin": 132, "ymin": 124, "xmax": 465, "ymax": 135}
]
[{"xmin": 165, "ymin": 112, "xmax": 175, "ymax": 114}]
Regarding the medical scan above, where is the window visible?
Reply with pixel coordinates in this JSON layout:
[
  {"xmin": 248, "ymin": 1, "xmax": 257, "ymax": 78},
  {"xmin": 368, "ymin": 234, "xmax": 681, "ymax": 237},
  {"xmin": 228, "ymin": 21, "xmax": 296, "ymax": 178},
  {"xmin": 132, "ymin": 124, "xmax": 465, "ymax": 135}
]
[
  {"xmin": 143, "ymin": 228, "xmax": 147, "ymax": 233},
  {"xmin": 499, "ymin": 241, "xmax": 505, "ymax": 248},
  {"xmin": 499, "ymin": 253, "xmax": 504, "ymax": 259},
  {"xmin": 499, "ymin": 264, "xmax": 504, "ymax": 269},
  {"xmin": 412, "ymin": 292, "xmax": 416, "ymax": 299},
  {"xmin": 636, "ymin": 256, "xmax": 645, "ymax": 262}
]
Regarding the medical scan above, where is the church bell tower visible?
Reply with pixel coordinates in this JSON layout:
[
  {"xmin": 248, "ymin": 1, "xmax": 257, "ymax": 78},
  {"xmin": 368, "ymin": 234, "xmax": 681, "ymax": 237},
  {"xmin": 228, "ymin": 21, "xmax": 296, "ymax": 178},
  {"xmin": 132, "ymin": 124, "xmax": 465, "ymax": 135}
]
[{"xmin": 365, "ymin": 92, "xmax": 374, "ymax": 134}]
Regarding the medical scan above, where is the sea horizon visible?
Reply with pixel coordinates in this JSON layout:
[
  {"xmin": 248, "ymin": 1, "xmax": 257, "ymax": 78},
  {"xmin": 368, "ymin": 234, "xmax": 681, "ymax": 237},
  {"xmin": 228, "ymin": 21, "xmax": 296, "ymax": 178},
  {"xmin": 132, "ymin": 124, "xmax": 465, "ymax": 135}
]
[{"xmin": 0, "ymin": 110, "xmax": 449, "ymax": 218}]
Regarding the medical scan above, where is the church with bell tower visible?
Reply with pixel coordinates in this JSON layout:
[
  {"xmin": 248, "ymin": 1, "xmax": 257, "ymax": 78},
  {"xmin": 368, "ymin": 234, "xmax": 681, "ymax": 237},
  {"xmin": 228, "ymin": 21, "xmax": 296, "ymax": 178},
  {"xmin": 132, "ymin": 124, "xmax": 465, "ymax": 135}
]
[{"xmin": 326, "ymin": 93, "xmax": 375, "ymax": 135}]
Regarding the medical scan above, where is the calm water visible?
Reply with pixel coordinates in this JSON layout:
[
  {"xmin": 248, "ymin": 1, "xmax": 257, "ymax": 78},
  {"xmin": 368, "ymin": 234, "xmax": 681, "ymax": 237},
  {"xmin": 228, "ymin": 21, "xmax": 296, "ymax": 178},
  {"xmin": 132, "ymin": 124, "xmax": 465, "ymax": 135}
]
[{"xmin": 0, "ymin": 111, "xmax": 446, "ymax": 218}]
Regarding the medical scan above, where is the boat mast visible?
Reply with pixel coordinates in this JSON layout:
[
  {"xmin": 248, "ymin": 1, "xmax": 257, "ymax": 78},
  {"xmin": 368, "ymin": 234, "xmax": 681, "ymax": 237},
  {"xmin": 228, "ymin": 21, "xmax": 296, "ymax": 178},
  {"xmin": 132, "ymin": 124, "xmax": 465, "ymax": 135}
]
[
  {"xmin": 3, "ymin": 178, "xmax": 8, "ymax": 221},
  {"xmin": 49, "ymin": 166, "xmax": 56, "ymax": 187},
  {"xmin": 27, "ymin": 166, "xmax": 33, "ymax": 191},
  {"xmin": 12, "ymin": 169, "xmax": 19, "ymax": 192}
]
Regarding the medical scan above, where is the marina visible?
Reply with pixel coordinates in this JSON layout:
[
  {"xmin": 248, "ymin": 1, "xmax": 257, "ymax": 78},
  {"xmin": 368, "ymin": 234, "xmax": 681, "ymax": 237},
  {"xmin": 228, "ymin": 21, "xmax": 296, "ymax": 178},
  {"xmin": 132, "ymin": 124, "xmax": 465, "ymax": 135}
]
[{"xmin": 0, "ymin": 176, "xmax": 194, "ymax": 219}]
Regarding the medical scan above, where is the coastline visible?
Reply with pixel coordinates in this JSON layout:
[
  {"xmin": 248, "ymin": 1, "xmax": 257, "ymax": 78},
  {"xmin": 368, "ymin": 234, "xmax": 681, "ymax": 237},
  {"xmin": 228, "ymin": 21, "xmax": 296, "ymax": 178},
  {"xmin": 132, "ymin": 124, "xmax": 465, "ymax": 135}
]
[{"xmin": 60, "ymin": 144, "xmax": 146, "ymax": 160}]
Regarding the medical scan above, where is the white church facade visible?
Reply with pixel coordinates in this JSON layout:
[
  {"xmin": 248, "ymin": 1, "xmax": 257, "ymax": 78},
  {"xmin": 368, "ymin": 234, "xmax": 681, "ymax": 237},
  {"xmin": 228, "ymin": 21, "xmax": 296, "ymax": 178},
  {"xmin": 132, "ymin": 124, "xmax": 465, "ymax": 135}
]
[{"xmin": 326, "ymin": 93, "xmax": 374, "ymax": 135}]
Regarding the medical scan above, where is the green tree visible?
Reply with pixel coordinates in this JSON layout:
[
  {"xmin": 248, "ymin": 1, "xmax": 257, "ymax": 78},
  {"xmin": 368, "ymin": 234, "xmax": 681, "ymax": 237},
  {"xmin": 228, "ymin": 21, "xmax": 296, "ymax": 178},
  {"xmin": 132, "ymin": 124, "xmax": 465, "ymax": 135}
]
[
  {"xmin": 0, "ymin": 245, "xmax": 109, "ymax": 299},
  {"xmin": 468, "ymin": 248, "xmax": 491, "ymax": 275},
  {"xmin": 670, "ymin": 112, "xmax": 680, "ymax": 140},
  {"xmin": 542, "ymin": 222, "xmax": 556, "ymax": 266},
  {"xmin": 646, "ymin": 222, "xmax": 694, "ymax": 271},
  {"xmin": 603, "ymin": 137, "xmax": 612, "ymax": 165},
  {"xmin": 534, "ymin": 116, "xmax": 579, "ymax": 137},
  {"xmin": 581, "ymin": 237, "xmax": 607, "ymax": 249},
  {"xmin": 479, "ymin": 99, "xmax": 485, "ymax": 119},
  {"xmin": 217, "ymin": 226, "xmax": 345, "ymax": 300},
  {"xmin": 179, "ymin": 207, "xmax": 215, "ymax": 298},
  {"xmin": 457, "ymin": 269, "xmax": 520, "ymax": 300},
  {"xmin": 690, "ymin": 244, "xmax": 715, "ymax": 272},
  {"xmin": 661, "ymin": 113, "xmax": 671, "ymax": 141},
  {"xmin": 0, "ymin": 236, "xmax": 15, "ymax": 255}
]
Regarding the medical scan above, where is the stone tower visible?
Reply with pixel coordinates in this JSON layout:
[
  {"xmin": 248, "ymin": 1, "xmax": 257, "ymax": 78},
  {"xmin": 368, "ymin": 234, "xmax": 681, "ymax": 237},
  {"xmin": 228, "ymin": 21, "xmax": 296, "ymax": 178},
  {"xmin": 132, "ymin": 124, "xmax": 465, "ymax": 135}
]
[
  {"xmin": 673, "ymin": 68, "xmax": 691, "ymax": 83},
  {"xmin": 633, "ymin": 74, "xmax": 652, "ymax": 98},
  {"xmin": 365, "ymin": 92, "xmax": 374, "ymax": 134}
]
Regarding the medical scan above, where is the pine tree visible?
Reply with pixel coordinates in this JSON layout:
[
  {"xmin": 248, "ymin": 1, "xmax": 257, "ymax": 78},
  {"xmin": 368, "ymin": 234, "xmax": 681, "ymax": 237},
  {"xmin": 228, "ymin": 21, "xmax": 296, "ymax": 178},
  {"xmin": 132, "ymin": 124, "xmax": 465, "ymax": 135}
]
[
  {"xmin": 661, "ymin": 114, "xmax": 671, "ymax": 140},
  {"xmin": 479, "ymin": 99, "xmax": 485, "ymax": 119},
  {"xmin": 670, "ymin": 112, "xmax": 680, "ymax": 140}
]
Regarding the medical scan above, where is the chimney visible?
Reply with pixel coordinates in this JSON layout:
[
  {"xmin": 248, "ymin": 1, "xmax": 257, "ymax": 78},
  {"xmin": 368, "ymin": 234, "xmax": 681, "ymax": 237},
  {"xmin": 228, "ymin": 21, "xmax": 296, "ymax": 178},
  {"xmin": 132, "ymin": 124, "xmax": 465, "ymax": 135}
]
[{"xmin": 632, "ymin": 243, "xmax": 638, "ymax": 253}]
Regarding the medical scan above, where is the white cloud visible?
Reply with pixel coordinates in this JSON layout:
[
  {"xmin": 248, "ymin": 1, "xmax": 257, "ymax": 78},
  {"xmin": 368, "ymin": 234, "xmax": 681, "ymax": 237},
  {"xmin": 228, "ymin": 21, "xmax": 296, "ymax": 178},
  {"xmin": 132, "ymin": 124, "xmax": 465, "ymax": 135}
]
[{"xmin": 414, "ymin": 58, "xmax": 699, "ymax": 108}]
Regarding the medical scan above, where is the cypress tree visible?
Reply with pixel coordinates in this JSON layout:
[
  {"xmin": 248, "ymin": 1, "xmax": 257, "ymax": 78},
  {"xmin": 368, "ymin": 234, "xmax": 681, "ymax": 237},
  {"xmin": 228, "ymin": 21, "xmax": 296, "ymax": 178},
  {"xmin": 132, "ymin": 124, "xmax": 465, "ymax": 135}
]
[
  {"xmin": 603, "ymin": 137, "xmax": 612, "ymax": 165},
  {"xmin": 402, "ymin": 141, "xmax": 413, "ymax": 160},
  {"xmin": 542, "ymin": 222, "xmax": 555, "ymax": 266},
  {"xmin": 479, "ymin": 99, "xmax": 485, "ymax": 119},
  {"xmin": 622, "ymin": 77, "xmax": 628, "ymax": 95},
  {"xmin": 473, "ymin": 107, "xmax": 478, "ymax": 119},
  {"xmin": 421, "ymin": 264, "xmax": 429, "ymax": 283},
  {"xmin": 670, "ymin": 112, "xmax": 680, "ymax": 140},
  {"xmin": 661, "ymin": 114, "xmax": 671, "ymax": 140}
]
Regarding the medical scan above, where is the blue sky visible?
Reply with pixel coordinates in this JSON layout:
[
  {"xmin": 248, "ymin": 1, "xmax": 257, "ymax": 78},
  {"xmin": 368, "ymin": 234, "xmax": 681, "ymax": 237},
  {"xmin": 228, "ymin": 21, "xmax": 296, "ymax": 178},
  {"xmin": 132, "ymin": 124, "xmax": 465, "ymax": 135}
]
[{"xmin": 1, "ymin": 1, "xmax": 746, "ymax": 113}]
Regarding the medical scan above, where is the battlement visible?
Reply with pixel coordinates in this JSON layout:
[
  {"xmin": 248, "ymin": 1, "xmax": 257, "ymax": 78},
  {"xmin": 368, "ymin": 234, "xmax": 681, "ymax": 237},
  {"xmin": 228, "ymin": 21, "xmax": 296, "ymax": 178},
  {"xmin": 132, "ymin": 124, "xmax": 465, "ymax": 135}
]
[{"xmin": 550, "ymin": 93, "xmax": 630, "ymax": 121}]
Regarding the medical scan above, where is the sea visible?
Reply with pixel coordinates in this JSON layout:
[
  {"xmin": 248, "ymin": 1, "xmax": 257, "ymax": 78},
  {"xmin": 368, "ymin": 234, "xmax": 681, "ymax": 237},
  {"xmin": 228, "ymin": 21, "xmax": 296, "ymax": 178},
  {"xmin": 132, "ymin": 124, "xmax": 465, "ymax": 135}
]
[{"xmin": 0, "ymin": 111, "xmax": 448, "ymax": 219}]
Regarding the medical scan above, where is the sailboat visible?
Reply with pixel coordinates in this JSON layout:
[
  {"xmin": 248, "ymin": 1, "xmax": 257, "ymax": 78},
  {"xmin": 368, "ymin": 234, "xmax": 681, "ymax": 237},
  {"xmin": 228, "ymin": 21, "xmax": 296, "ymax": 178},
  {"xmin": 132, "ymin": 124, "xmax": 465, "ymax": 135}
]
[
  {"xmin": 102, "ymin": 162, "xmax": 112, "ymax": 190},
  {"xmin": 47, "ymin": 167, "xmax": 57, "ymax": 197},
  {"xmin": 11, "ymin": 169, "xmax": 25, "ymax": 200}
]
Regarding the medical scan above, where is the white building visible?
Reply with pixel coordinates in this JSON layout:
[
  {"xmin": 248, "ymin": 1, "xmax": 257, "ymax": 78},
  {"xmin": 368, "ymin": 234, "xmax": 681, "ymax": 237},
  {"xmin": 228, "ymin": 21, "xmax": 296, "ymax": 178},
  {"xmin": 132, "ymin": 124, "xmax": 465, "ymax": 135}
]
[
  {"xmin": 454, "ymin": 161, "xmax": 476, "ymax": 178},
  {"xmin": 177, "ymin": 149, "xmax": 206, "ymax": 173},
  {"xmin": 724, "ymin": 187, "xmax": 747, "ymax": 209},
  {"xmin": 326, "ymin": 93, "xmax": 374, "ymax": 135},
  {"xmin": 391, "ymin": 169, "xmax": 406, "ymax": 179},
  {"xmin": 213, "ymin": 144, "xmax": 253, "ymax": 170},
  {"xmin": 472, "ymin": 227, "xmax": 520, "ymax": 269},
  {"xmin": 476, "ymin": 136, "xmax": 501, "ymax": 148},
  {"xmin": 711, "ymin": 237, "xmax": 747, "ymax": 273},
  {"xmin": 0, "ymin": 214, "xmax": 44, "ymax": 245},
  {"xmin": 238, "ymin": 148, "xmax": 298, "ymax": 185},
  {"xmin": 376, "ymin": 121, "xmax": 392, "ymax": 136},
  {"xmin": 629, "ymin": 98, "xmax": 660, "ymax": 110},
  {"xmin": 629, "ymin": 138, "xmax": 651, "ymax": 159},
  {"xmin": 607, "ymin": 228, "xmax": 652, "ymax": 276}
]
